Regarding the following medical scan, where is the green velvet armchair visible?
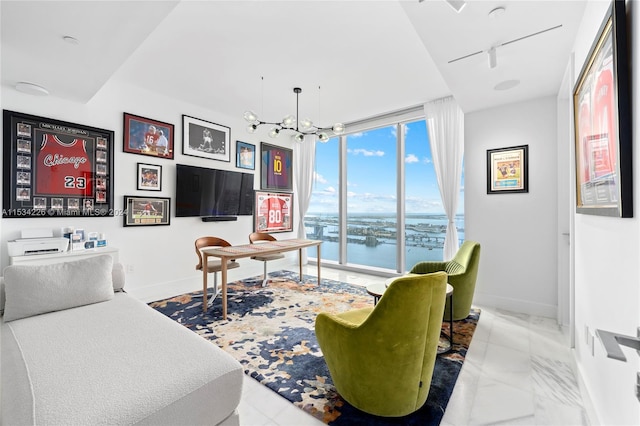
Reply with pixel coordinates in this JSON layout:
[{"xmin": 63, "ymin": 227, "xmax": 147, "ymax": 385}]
[
  {"xmin": 410, "ymin": 240, "xmax": 481, "ymax": 321},
  {"xmin": 315, "ymin": 272, "xmax": 447, "ymax": 417}
]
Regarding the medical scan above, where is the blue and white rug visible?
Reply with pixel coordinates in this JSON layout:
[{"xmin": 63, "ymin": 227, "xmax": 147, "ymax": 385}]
[{"xmin": 150, "ymin": 270, "xmax": 480, "ymax": 425}]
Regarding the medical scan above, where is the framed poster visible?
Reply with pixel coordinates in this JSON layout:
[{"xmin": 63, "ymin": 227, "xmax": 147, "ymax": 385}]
[
  {"xmin": 182, "ymin": 115, "xmax": 230, "ymax": 162},
  {"xmin": 254, "ymin": 191, "xmax": 293, "ymax": 233},
  {"xmin": 236, "ymin": 140, "xmax": 255, "ymax": 170},
  {"xmin": 260, "ymin": 142, "xmax": 293, "ymax": 191},
  {"xmin": 123, "ymin": 112, "xmax": 174, "ymax": 159},
  {"xmin": 2, "ymin": 110, "xmax": 114, "ymax": 218},
  {"xmin": 487, "ymin": 145, "xmax": 528, "ymax": 194},
  {"xmin": 123, "ymin": 195, "xmax": 170, "ymax": 226},
  {"xmin": 573, "ymin": 0, "xmax": 632, "ymax": 217},
  {"xmin": 137, "ymin": 163, "xmax": 162, "ymax": 191}
]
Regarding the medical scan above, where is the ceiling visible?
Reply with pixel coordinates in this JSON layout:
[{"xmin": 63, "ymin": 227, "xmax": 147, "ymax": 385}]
[{"xmin": 1, "ymin": 0, "xmax": 587, "ymax": 128}]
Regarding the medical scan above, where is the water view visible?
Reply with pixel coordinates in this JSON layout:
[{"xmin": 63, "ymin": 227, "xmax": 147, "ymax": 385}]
[{"xmin": 305, "ymin": 213, "xmax": 465, "ymax": 271}]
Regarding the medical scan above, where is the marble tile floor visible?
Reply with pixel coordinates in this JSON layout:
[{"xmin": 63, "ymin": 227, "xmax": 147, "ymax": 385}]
[{"xmin": 214, "ymin": 263, "xmax": 589, "ymax": 425}]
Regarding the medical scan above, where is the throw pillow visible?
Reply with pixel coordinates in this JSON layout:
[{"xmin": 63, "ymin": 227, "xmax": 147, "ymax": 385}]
[{"xmin": 3, "ymin": 255, "xmax": 114, "ymax": 322}]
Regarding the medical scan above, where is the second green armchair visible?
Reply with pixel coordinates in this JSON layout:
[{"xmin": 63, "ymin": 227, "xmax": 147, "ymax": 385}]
[{"xmin": 410, "ymin": 240, "xmax": 481, "ymax": 321}]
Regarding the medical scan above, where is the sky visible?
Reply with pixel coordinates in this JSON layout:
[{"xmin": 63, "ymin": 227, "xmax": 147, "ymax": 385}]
[{"xmin": 308, "ymin": 119, "xmax": 465, "ymax": 215}]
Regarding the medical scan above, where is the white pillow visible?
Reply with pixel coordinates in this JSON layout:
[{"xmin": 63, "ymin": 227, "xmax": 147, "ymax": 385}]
[{"xmin": 3, "ymin": 255, "xmax": 114, "ymax": 322}]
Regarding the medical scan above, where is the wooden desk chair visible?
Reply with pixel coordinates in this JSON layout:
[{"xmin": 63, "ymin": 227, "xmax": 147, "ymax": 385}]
[
  {"xmin": 195, "ymin": 237, "xmax": 240, "ymax": 307},
  {"xmin": 248, "ymin": 232, "xmax": 285, "ymax": 287}
]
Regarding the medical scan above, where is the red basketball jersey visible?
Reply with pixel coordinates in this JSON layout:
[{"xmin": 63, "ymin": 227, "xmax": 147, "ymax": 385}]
[{"xmin": 36, "ymin": 134, "xmax": 93, "ymax": 196}]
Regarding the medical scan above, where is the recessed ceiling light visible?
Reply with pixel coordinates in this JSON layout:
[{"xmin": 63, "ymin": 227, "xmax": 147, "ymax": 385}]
[
  {"xmin": 63, "ymin": 35, "xmax": 79, "ymax": 45},
  {"xmin": 15, "ymin": 82, "xmax": 49, "ymax": 96},
  {"xmin": 494, "ymin": 80, "xmax": 520, "ymax": 91},
  {"xmin": 488, "ymin": 6, "xmax": 506, "ymax": 19}
]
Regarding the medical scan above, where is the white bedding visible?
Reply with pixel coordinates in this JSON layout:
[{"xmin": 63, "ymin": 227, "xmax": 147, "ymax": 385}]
[{"xmin": 1, "ymin": 292, "xmax": 243, "ymax": 425}]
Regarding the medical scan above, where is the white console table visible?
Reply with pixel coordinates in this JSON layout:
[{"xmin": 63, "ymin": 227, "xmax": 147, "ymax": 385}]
[{"xmin": 10, "ymin": 247, "xmax": 119, "ymax": 266}]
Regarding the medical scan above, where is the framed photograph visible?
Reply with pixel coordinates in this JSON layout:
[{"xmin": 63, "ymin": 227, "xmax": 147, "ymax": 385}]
[
  {"xmin": 123, "ymin": 195, "xmax": 170, "ymax": 226},
  {"xmin": 137, "ymin": 163, "xmax": 162, "ymax": 191},
  {"xmin": 123, "ymin": 112, "xmax": 174, "ymax": 159},
  {"xmin": 2, "ymin": 109, "xmax": 114, "ymax": 218},
  {"xmin": 573, "ymin": 1, "xmax": 632, "ymax": 217},
  {"xmin": 260, "ymin": 142, "xmax": 293, "ymax": 191},
  {"xmin": 236, "ymin": 140, "xmax": 255, "ymax": 170},
  {"xmin": 487, "ymin": 145, "xmax": 528, "ymax": 194},
  {"xmin": 182, "ymin": 115, "xmax": 230, "ymax": 162},
  {"xmin": 254, "ymin": 191, "xmax": 293, "ymax": 233}
]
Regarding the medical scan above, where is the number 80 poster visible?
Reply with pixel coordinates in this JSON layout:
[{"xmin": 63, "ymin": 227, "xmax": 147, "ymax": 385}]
[{"xmin": 254, "ymin": 191, "xmax": 293, "ymax": 233}]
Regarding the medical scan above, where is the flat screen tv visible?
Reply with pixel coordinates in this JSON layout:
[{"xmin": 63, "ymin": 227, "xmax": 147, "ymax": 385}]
[{"xmin": 175, "ymin": 164, "xmax": 254, "ymax": 217}]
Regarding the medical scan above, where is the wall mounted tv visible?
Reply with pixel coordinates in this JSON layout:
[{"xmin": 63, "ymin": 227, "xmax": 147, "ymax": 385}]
[{"xmin": 175, "ymin": 164, "xmax": 254, "ymax": 217}]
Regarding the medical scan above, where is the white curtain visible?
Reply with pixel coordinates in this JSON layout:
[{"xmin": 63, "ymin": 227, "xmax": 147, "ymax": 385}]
[
  {"xmin": 293, "ymin": 136, "xmax": 317, "ymax": 264},
  {"xmin": 423, "ymin": 96, "xmax": 464, "ymax": 261}
]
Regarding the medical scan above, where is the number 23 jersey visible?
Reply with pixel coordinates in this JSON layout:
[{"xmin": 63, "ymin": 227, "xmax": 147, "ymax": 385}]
[{"xmin": 36, "ymin": 134, "xmax": 93, "ymax": 197}]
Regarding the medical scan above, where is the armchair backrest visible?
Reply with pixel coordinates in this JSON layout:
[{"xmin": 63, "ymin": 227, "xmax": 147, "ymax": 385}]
[
  {"xmin": 448, "ymin": 240, "xmax": 481, "ymax": 277},
  {"xmin": 194, "ymin": 236, "xmax": 232, "ymax": 270},
  {"xmin": 356, "ymin": 272, "xmax": 447, "ymax": 411}
]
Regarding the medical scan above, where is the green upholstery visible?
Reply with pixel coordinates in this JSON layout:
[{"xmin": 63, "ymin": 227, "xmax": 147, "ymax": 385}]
[
  {"xmin": 410, "ymin": 241, "xmax": 481, "ymax": 321},
  {"xmin": 315, "ymin": 272, "xmax": 447, "ymax": 417}
]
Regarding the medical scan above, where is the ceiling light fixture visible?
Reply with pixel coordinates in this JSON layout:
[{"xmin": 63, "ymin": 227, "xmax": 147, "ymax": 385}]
[
  {"xmin": 244, "ymin": 87, "xmax": 345, "ymax": 143},
  {"xmin": 15, "ymin": 82, "xmax": 49, "ymax": 96},
  {"xmin": 62, "ymin": 35, "xmax": 79, "ymax": 45}
]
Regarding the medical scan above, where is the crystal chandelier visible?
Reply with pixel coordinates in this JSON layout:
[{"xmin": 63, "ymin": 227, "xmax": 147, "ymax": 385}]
[{"xmin": 243, "ymin": 87, "xmax": 345, "ymax": 143}]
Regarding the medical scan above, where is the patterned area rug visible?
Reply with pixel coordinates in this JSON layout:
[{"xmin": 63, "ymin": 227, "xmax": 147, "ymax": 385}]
[{"xmin": 150, "ymin": 270, "xmax": 480, "ymax": 425}]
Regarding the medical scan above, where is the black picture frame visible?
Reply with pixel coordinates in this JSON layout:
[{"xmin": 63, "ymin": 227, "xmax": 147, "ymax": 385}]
[
  {"xmin": 182, "ymin": 115, "xmax": 231, "ymax": 162},
  {"xmin": 137, "ymin": 163, "xmax": 162, "ymax": 191},
  {"xmin": 260, "ymin": 142, "xmax": 293, "ymax": 191},
  {"xmin": 236, "ymin": 140, "xmax": 255, "ymax": 170},
  {"xmin": 123, "ymin": 195, "xmax": 170, "ymax": 226},
  {"xmin": 486, "ymin": 145, "xmax": 529, "ymax": 194},
  {"xmin": 2, "ymin": 110, "xmax": 115, "ymax": 218},
  {"xmin": 123, "ymin": 112, "xmax": 175, "ymax": 159},
  {"xmin": 572, "ymin": 0, "xmax": 632, "ymax": 217}
]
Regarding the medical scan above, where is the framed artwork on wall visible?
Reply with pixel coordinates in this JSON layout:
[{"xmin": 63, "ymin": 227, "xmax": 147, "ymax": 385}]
[
  {"xmin": 260, "ymin": 142, "xmax": 293, "ymax": 191},
  {"xmin": 123, "ymin": 112, "xmax": 174, "ymax": 159},
  {"xmin": 486, "ymin": 145, "xmax": 528, "ymax": 194},
  {"xmin": 254, "ymin": 191, "xmax": 293, "ymax": 233},
  {"xmin": 182, "ymin": 115, "xmax": 230, "ymax": 162},
  {"xmin": 2, "ymin": 109, "xmax": 114, "ymax": 218},
  {"xmin": 137, "ymin": 163, "xmax": 162, "ymax": 191},
  {"xmin": 236, "ymin": 140, "xmax": 255, "ymax": 170},
  {"xmin": 123, "ymin": 195, "xmax": 170, "ymax": 226},
  {"xmin": 573, "ymin": 0, "xmax": 632, "ymax": 217}
]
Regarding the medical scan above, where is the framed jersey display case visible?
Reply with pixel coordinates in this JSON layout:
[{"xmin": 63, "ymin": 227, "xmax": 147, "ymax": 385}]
[
  {"xmin": 254, "ymin": 191, "xmax": 293, "ymax": 233},
  {"xmin": 260, "ymin": 142, "xmax": 292, "ymax": 191},
  {"xmin": 2, "ymin": 110, "xmax": 115, "ymax": 218}
]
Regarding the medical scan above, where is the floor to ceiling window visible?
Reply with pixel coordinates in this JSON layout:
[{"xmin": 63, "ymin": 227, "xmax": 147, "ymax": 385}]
[{"xmin": 305, "ymin": 114, "xmax": 464, "ymax": 274}]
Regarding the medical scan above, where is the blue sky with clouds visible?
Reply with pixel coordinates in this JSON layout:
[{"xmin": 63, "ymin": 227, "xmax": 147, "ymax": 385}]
[{"xmin": 309, "ymin": 120, "xmax": 464, "ymax": 214}]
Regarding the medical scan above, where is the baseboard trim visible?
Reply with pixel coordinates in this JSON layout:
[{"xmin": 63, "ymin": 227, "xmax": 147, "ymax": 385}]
[{"xmin": 473, "ymin": 291, "xmax": 557, "ymax": 318}]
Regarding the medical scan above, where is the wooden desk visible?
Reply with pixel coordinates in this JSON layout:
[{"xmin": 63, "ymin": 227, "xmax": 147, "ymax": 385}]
[{"xmin": 201, "ymin": 239, "xmax": 322, "ymax": 319}]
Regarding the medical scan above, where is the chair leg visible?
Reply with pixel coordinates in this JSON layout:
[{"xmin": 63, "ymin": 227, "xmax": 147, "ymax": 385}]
[
  {"xmin": 262, "ymin": 261, "xmax": 268, "ymax": 287},
  {"xmin": 207, "ymin": 273, "xmax": 219, "ymax": 307}
]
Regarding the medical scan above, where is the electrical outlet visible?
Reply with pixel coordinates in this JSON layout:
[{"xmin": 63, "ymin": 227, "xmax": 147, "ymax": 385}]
[{"xmin": 126, "ymin": 264, "xmax": 134, "ymax": 273}]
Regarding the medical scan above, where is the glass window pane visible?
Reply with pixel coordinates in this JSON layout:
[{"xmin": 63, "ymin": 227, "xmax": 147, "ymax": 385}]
[
  {"xmin": 305, "ymin": 137, "xmax": 339, "ymax": 263},
  {"xmin": 346, "ymin": 126, "xmax": 397, "ymax": 270}
]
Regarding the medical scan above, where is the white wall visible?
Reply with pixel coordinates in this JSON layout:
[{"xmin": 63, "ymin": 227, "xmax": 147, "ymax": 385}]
[
  {"xmin": 569, "ymin": 1, "xmax": 640, "ymax": 424},
  {"xmin": 465, "ymin": 96, "xmax": 559, "ymax": 318},
  {"xmin": 0, "ymin": 79, "xmax": 297, "ymax": 301}
]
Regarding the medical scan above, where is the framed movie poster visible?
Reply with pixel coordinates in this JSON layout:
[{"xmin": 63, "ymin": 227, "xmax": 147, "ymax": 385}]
[
  {"xmin": 260, "ymin": 142, "xmax": 293, "ymax": 191},
  {"xmin": 123, "ymin": 113, "xmax": 174, "ymax": 159},
  {"xmin": 123, "ymin": 195, "xmax": 170, "ymax": 226},
  {"xmin": 254, "ymin": 191, "xmax": 293, "ymax": 233},
  {"xmin": 182, "ymin": 115, "xmax": 230, "ymax": 162},
  {"xmin": 487, "ymin": 145, "xmax": 528, "ymax": 194},
  {"xmin": 236, "ymin": 140, "xmax": 255, "ymax": 170},
  {"xmin": 2, "ymin": 110, "xmax": 114, "ymax": 218},
  {"xmin": 573, "ymin": 0, "xmax": 632, "ymax": 217}
]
